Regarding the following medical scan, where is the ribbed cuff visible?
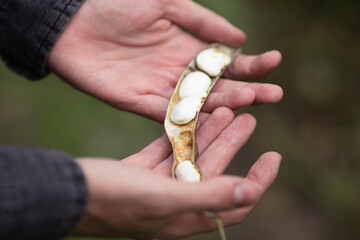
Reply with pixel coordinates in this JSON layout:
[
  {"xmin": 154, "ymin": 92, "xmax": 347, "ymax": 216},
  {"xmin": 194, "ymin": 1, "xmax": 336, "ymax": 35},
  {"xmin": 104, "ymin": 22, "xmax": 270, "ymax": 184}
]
[
  {"xmin": 0, "ymin": 0, "xmax": 85, "ymax": 80},
  {"xmin": 0, "ymin": 146, "xmax": 87, "ymax": 240}
]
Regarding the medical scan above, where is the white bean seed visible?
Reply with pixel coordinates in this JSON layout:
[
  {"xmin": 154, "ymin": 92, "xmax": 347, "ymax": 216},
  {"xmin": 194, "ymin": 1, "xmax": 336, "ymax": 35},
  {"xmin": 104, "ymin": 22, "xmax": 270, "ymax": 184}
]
[
  {"xmin": 196, "ymin": 48, "xmax": 232, "ymax": 77},
  {"xmin": 170, "ymin": 97, "xmax": 201, "ymax": 125},
  {"xmin": 179, "ymin": 71, "xmax": 212, "ymax": 99},
  {"xmin": 175, "ymin": 160, "xmax": 201, "ymax": 183}
]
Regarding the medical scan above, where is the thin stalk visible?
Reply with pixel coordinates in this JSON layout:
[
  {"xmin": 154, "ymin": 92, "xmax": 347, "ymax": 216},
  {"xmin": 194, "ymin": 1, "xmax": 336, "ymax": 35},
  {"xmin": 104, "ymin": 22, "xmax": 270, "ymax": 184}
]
[{"xmin": 214, "ymin": 214, "xmax": 227, "ymax": 240}]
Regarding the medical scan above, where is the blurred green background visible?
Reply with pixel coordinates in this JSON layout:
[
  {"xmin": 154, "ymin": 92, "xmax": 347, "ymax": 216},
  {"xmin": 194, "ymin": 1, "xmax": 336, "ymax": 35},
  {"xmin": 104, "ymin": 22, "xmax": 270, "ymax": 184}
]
[{"xmin": 1, "ymin": 0, "xmax": 359, "ymax": 239}]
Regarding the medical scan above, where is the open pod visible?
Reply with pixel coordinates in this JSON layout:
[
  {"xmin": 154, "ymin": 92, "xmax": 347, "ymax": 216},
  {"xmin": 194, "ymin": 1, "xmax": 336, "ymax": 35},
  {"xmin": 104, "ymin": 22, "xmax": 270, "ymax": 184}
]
[{"xmin": 164, "ymin": 44, "xmax": 241, "ymax": 182}]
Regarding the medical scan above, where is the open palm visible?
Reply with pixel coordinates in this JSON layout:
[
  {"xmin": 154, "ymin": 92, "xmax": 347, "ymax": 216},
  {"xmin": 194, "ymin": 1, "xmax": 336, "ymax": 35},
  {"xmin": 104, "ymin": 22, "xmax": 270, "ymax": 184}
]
[{"xmin": 49, "ymin": 0, "xmax": 282, "ymax": 121}]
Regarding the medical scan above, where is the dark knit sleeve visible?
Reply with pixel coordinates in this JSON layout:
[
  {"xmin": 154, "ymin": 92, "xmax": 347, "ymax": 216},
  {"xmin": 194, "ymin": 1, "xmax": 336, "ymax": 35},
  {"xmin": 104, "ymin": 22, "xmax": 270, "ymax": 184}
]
[
  {"xmin": 0, "ymin": 0, "xmax": 85, "ymax": 80},
  {"xmin": 0, "ymin": 146, "xmax": 87, "ymax": 240}
]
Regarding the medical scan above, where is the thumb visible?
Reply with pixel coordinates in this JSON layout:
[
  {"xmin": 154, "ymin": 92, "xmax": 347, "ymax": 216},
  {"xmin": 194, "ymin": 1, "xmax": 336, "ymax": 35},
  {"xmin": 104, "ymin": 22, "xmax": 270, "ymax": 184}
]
[
  {"xmin": 163, "ymin": 0, "xmax": 246, "ymax": 47},
  {"xmin": 168, "ymin": 176, "xmax": 259, "ymax": 213}
]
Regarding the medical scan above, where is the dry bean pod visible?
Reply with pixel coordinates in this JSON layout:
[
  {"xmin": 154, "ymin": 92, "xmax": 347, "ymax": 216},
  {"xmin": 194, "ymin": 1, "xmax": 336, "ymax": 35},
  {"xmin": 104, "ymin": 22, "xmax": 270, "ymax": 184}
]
[{"xmin": 164, "ymin": 44, "xmax": 240, "ymax": 181}]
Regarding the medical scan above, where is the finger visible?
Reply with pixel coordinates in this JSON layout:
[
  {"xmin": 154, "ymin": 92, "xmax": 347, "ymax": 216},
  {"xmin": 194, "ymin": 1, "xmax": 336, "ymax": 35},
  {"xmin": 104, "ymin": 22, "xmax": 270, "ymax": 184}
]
[
  {"xmin": 212, "ymin": 80, "xmax": 284, "ymax": 105},
  {"xmin": 167, "ymin": 176, "xmax": 258, "ymax": 214},
  {"xmin": 224, "ymin": 50, "xmax": 282, "ymax": 80},
  {"xmin": 165, "ymin": 204, "xmax": 254, "ymax": 237},
  {"xmin": 196, "ymin": 107, "xmax": 234, "ymax": 153},
  {"xmin": 159, "ymin": 177, "xmax": 259, "ymax": 236},
  {"xmin": 198, "ymin": 112, "xmax": 211, "ymax": 127},
  {"xmin": 163, "ymin": 0, "xmax": 246, "ymax": 47},
  {"xmin": 197, "ymin": 113, "xmax": 257, "ymax": 176},
  {"xmin": 202, "ymin": 87, "xmax": 256, "ymax": 113},
  {"xmin": 246, "ymin": 151, "xmax": 282, "ymax": 191}
]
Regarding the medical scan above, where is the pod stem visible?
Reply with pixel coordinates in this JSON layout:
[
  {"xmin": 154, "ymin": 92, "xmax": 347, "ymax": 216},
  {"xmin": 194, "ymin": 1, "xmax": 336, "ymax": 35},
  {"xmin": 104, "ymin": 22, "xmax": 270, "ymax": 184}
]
[{"xmin": 214, "ymin": 214, "xmax": 227, "ymax": 240}]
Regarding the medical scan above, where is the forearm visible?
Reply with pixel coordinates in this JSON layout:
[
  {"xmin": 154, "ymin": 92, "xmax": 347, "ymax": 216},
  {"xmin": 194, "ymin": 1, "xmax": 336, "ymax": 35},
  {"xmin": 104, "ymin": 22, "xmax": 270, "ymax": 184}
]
[
  {"xmin": 0, "ymin": 146, "xmax": 87, "ymax": 240},
  {"xmin": 0, "ymin": 0, "xmax": 85, "ymax": 80}
]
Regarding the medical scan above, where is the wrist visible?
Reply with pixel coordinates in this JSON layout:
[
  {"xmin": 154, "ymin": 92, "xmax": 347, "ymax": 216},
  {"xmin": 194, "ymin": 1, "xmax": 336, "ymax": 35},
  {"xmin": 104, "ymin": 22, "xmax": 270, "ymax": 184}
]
[{"xmin": 72, "ymin": 158, "xmax": 124, "ymax": 237}]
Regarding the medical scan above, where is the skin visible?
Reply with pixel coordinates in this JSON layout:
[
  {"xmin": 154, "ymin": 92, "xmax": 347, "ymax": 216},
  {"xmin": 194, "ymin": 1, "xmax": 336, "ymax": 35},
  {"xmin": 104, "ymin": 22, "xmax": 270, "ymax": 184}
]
[
  {"xmin": 46, "ymin": 0, "xmax": 283, "ymax": 238},
  {"xmin": 48, "ymin": 0, "xmax": 283, "ymax": 122},
  {"xmin": 75, "ymin": 108, "xmax": 282, "ymax": 239}
]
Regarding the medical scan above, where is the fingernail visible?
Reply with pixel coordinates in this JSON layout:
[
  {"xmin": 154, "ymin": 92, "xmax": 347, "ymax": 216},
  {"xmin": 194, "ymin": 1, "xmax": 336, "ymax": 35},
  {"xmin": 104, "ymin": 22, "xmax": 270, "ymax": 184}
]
[{"xmin": 234, "ymin": 184, "xmax": 244, "ymax": 205}]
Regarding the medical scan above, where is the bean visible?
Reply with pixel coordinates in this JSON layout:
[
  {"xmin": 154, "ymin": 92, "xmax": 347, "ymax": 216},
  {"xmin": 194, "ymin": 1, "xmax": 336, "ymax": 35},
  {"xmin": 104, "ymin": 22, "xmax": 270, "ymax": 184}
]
[
  {"xmin": 179, "ymin": 71, "xmax": 212, "ymax": 99},
  {"xmin": 175, "ymin": 160, "xmax": 201, "ymax": 183},
  {"xmin": 170, "ymin": 97, "xmax": 201, "ymax": 125},
  {"xmin": 196, "ymin": 48, "xmax": 232, "ymax": 77}
]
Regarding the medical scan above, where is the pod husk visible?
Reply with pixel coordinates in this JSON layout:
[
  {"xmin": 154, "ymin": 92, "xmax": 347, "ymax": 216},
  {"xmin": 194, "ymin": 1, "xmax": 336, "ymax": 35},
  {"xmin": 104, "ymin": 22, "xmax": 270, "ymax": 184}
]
[{"xmin": 164, "ymin": 44, "xmax": 241, "ymax": 180}]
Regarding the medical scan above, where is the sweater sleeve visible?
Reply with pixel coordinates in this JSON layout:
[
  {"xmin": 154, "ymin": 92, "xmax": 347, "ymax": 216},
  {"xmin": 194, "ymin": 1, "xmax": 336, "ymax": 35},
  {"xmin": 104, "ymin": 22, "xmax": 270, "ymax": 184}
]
[
  {"xmin": 0, "ymin": 0, "xmax": 85, "ymax": 80},
  {"xmin": 0, "ymin": 146, "xmax": 87, "ymax": 240}
]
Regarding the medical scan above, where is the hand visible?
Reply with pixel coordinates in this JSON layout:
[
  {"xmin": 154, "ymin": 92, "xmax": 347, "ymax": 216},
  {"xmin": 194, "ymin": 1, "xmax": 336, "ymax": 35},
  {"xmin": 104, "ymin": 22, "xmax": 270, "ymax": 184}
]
[
  {"xmin": 48, "ymin": 0, "xmax": 283, "ymax": 122},
  {"xmin": 74, "ymin": 108, "xmax": 282, "ymax": 239}
]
